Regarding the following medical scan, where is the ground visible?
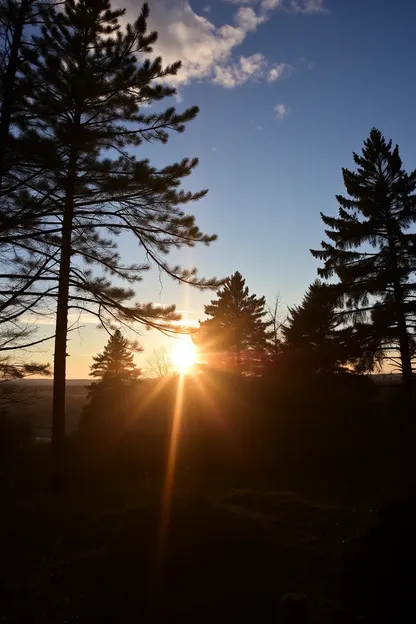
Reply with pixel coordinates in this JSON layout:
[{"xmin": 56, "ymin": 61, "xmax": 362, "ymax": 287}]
[
  {"xmin": 1, "ymin": 376, "xmax": 413, "ymax": 622},
  {"xmin": 0, "ymin": 469, "xmax": 372, "ymax": 623}
]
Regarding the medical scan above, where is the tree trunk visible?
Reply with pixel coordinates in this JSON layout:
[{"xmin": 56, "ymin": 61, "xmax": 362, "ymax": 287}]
[
  {"xmin": 387, "ymin": 226, "xmax": 414, "ymax": 413},
  {"xmin": 51, "ymin": 141, "xmax": 78, "ymax": 450},
  {"xmin": 0, "ymin": 0, "xmax": 30, "ymax": 190},
  {"xmin": 392, "ymin": 279, "xmax": 413, "ymax": 405}
]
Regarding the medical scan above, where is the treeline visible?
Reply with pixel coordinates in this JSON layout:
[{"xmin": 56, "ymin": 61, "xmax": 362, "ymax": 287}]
[{"xmin": 194, "ymin": 130, "xmax": 416, "ymax": 413}]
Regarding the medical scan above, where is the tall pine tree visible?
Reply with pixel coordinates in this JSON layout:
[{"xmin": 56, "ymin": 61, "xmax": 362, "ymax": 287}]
[
  {"xmin": 10, "ymin": 1, "xmax": 218, "ymax": 447},
  {"xmin": 281, "ymin": 280, "xmax": 358, "ymax": 375},
  {"xmin": 195, "ymin": 271, "xmax": 271, "ymax": 374},
  {"xmin": 311, "ymin": 129, "xmax": 416, "ymax": 400}
]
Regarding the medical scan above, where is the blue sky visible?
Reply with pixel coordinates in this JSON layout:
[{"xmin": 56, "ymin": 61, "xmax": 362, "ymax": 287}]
[{"xmin": 34, "ymin": 0, "xmax": 416, "ymax": 377}]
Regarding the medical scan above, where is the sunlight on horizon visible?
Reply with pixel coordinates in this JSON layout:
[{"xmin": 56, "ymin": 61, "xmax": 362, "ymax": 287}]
[{"xmin": 171, "ymin": 337, "xmax": 197, "ymax": 375}]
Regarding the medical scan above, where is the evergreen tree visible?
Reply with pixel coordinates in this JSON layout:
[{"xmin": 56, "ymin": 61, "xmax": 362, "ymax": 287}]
[
  {"xmin": 88, "ymin": 329, "xmax": 141, "ymax": 389},
  {"xmin": 1, "ymin": 0, "xmax": 37, "ymax": 190},
  {"xmin": 311, "ymin": 129, "xmax": 416, "ymax": 399},
  {"xmin": 7, "ymin": 0, "xmax": 218, "ymax": 447},
  {"xmin": 80, "ymin": 329, "xmax": 141, "ymax": 434},
  {"xmin": 281, "ymin": 280, "xmax": 357, "ymax": 375},
  {"xmin": 195, "ymin": 272, "xmax": 271, "ymax": 374},
  {"xmin": 0, "ymin": 1, "xmax": 61, "ymax": 361},
  {"xmin": 0, "ymin": 0, "xmax": 63, "ymax": 211}
]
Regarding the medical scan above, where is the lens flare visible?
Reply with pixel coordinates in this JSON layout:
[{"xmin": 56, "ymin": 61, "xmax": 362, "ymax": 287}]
[{"xmin": 171, "ymin": 338, "xmax": 196, "ymax": 374}]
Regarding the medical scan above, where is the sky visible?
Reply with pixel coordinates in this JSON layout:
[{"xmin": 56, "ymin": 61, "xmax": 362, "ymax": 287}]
[{"xmin": 31, "ymin": 0, "xmax": 416, "ymax": 377}]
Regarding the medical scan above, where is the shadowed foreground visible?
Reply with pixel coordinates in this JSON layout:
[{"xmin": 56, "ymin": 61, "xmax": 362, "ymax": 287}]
[
  {"xmin": 0, "ymin": 478, "xmax": 363, "ymax": 623},
  {"xmin": 1, "ymin": 373, "xmax": 416, "ymax": 622}
]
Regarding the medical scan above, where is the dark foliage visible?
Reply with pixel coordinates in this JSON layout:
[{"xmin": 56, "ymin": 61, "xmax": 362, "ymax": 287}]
[
  {"xmin": 0, "ymin": 411, "xmax": 33, "ymax": 464},
  {"xmin": 281, "ymin": 280, "xmax": 361, "ymax": 375},
  {"xmin": 311, "ymin": 128, "xmax": 416, "ymax": 394},
  {"xmin": 79, "ymin": 329, "xmax": 142, "ymax": 440},
  {"xmin": 194, "ymin": 271, "xmax": 272, "ymax": 374}
]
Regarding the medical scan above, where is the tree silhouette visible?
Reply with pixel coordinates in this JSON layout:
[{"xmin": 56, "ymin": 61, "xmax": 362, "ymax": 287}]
[
  {"xmin": 281, "ymin": 280, "xmax": 358, "ymax": 375},
  {"xmin": 195, "ymin": 271, "xmax": 271, "ymax": 374},
  {"xmin": 0, "ymin": 0, "xmax": 56, "ymax": 194},
  {"xmin": 6, "ymin": 0, "xmax": 218, "ymax": 447},
  {"xmin": 0, "ymin": 325, "xmax": 50, "ymax": 409},
  {"xmin": 264, "ymin": 294, "xmax": 284, "ymax": 373},
  {"xmin": 89, "ymin": 330, "xmax": 141, "ymax": 388},
  {"xmin": 80, "ymin": 329, "xmax": 141, "ymax": 435},
  {"xmin": 311, "ymin": 129, "xmax": 416, "ymax": 401},
  {"xmin": 0, "ymin": 0, "xmax": 59, "ymax": 379},
  {"xmin": 145, "ymin": 346, "xmax": 174, "ymax": 378}
]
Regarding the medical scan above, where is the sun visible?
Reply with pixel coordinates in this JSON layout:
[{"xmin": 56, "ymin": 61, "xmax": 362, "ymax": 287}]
[{"xmin": 171, "ymin": 338, "xmax": 197, "ymax": 374}]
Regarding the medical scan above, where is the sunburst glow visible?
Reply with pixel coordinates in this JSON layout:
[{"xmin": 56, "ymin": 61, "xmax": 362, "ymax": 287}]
[{"xmin": 171, "ymin": 338, "xmax": 197, "ymax": 374}]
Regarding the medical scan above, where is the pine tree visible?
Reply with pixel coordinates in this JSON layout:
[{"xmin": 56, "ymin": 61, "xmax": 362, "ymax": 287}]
[
  {"xmin": 8, "ymin": 0, "xmax": 218, "ymax": 447},
  {"xmin": 311, "ymin": 129, "xmax": 416, "ymax": 400},
  {"xmin": 195, "ymin": 272, "xmax": 271, "ymax": 374},
  {"xmin": 80, "ymin": 329, "xmax": 141, "ymax": 435},
  {"xmin": 0, "ymin": 1, "xmax": 63, "ymax": 209},
  {"xmin": 281, "ymin": 280, "xmax": 357, "ymax": 375},
  {"xmin": 0, "ymin": 1, "xmax": 61, "ymax": 359},
  {"xmin": 1, "ymin": 0, "xmax": 36, "ymax": 190},
  {"xmin": 89, "ymin": 329, "xmax": 141, "ymax": 388}
]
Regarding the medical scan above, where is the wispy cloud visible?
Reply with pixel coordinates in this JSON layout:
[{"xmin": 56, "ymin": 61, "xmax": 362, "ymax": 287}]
[
  {"xmin": 228, "ymin": 0, "xmax": 327, "ymax": 13},
  {"xmin": 117, "ymin": 1, "xmax": 325, "ymax": 90},
  {"xmin": 274, "ymin": 103, "xmax": 290, "ymax": 118},
  {"xmin": 259, "ymin": 0, "xmax": 284, "ymax": 9},
  {"xmin": 287, "ymin": 0, "xmax": 327, "ymax": 14},
  {"xmin": 213, "ymin": 53, "xmax": 268, "ymax": 88},
  {"xmin": 267, "ymin": 62, "xmax": 291, "ymax": 82}
]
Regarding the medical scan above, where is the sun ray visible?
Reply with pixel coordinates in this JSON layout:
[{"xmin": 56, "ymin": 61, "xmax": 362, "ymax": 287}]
[{"xmin": 154, "ymin": 374, "xmax": 185, "ymax": 583}]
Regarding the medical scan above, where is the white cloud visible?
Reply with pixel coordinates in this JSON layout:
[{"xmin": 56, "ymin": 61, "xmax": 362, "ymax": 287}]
[
  {"xmin": 235, "ymin": 6, "xmax": 265, "ymax": 31},
  {"xmin": 142, "ymin": 2, "xmax": 247, "ymax": 86},
  {"xmin": 267, "ymin": 62, "xmax": 291, "ymax": 82},
  {"xmin": 203, "ymin": 4, "xmax": 211, "ymax": 12},
  {"xmin": 289, "ymin": 0, "xmax": 327, "ymax": 13},
  {"xmin": 261, "ymin": 0, "xmax": 326, "ymax": 13},
  {"xmin": 260, "ymin": 0, "xmax": 283, "ymax": 9},
  {"xmin": 274, "ymin": 103, "xmax": 289, "ymax": 118},
  {"xmin": 115, "ymin": 1, "xmax": 325, "ymax": 89},
  {"xmin": 213, "ymin": 53, "xmax": 267, "ymax": 87},
  {"xmin": 226, "ymin": 0, "xmax": 326, "ymax": 11}
]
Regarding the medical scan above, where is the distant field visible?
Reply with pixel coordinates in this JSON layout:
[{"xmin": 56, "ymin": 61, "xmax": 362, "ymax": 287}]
[
  {"xmin": 8, "ymin": 372, "xmax": 402, "ymax": 440},
  {"xmin": 10, "ymin": 382, "xmax": 89, "ymax": 438}
]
